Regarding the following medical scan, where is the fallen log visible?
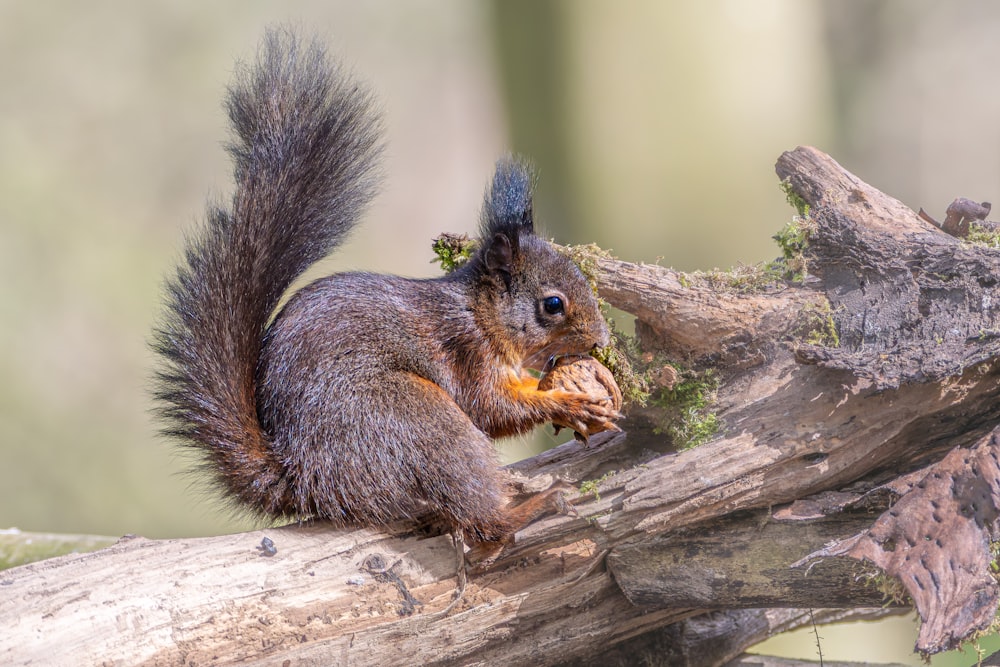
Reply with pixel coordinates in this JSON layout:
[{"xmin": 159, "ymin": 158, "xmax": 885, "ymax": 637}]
[{"xmin": 2, "ymin": 146, "xmax": 998, "ymax": 665}]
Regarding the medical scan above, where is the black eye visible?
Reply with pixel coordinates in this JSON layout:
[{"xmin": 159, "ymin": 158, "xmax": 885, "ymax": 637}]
[{"xmin": 542, "ymin": 295, "xmax": 564, "ymax": 315}]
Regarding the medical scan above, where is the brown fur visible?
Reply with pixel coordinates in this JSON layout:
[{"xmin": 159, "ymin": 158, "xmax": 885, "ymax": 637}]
[{"xmin": 153, "ymin": 29, "xmax": 614, "ymax": 541}]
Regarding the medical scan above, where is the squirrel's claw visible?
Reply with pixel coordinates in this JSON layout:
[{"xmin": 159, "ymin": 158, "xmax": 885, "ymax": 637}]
[{"xmin": 553, "ymin": 404, "xmax": 623, "ymax": 444}]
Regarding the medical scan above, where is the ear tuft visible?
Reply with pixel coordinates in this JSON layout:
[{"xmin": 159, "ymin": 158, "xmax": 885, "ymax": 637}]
[
  {"xmin": 480, "ymin": 156, "xmax": 535, "ymax": 238},
  {"xmin": 474, "ymin": 156, "xmax": 535, "ymax": 290}
]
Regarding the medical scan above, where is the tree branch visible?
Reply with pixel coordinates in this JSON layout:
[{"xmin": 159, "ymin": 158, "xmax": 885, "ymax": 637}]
[{"xmin": 3, "ymin": 146, "xmax": 999, "ymax": 665}]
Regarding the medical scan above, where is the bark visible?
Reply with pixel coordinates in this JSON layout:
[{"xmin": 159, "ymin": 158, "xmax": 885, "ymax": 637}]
[
  {"xmin": 727, "ymin": 657, "xmax": 911, "ymax": 667},
  {"xmin": 2, "ymin": 146, "xmax": 999, "ymax": 666}
]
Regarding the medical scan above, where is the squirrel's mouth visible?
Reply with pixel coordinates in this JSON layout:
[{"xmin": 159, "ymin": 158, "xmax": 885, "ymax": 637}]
[{"xmin": 525, "ymin": 348, "xmax": 591, "ymax": 374}]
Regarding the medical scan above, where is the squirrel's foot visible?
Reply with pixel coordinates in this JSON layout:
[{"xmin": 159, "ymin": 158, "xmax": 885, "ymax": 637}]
[
  {"xmin": 466, "ymin": 483, "xmax": 580, "ymax": 570},
  {"xmin": 553, "ymin": 408, "xmax": 623, "ymax": 443},
  {"xmin": 551, "ymin": 397, "xmax": 623, "ymax": 443}
]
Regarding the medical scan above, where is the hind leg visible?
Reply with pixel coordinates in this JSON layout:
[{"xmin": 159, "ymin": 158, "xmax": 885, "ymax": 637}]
[
  {"xmin": 267, "ymin": 364, "xmax": 514, "ymax": 537},
  {"xmin": 396, "ymin": 375, "xmax": 514, "ymax": 541},
  {"xmin": 311, "ymin": 371, "xmax": 513, "ymax": 541}
]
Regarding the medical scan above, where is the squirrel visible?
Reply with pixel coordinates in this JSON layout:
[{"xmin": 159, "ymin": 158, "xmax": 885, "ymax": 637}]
[{"xmin": 153, "ymin": 29, "xmax": 619, "ymax": 542}]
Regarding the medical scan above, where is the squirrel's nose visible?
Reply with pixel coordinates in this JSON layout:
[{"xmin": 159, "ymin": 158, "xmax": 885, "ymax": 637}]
[{"xmin": 592, "ymin": 322, "xmax": 611, "ymax": 350}]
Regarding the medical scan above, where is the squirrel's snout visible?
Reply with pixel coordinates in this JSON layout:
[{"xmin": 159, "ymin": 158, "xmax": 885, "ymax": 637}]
[{"xmin": 592, "ymin": 322, "xmax": 611, "ymax": 350}]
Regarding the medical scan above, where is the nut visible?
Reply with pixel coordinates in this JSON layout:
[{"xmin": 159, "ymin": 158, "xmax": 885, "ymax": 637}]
[{"xmin": 538, "ymin": 355, "xmax": 622, "ymax": 441}]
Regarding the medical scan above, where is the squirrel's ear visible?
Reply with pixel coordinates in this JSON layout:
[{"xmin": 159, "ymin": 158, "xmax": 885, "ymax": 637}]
[
  {"xmin": 484, "ymin": 232, "xmax": 515, "ymax": 278},
  {"xmin": 477, "ymin": 156, "xmax": 534, "ymax": 289}
]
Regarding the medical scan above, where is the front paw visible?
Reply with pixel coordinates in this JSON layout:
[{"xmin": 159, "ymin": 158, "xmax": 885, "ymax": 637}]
[{"xmin": 538, "ymin": 356, "xmax": 623, "ymax": 441}]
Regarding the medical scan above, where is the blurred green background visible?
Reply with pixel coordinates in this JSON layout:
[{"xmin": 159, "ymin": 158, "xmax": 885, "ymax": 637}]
[{"xmin": 3, "ymin": 1, "xmax": 1000, "ymax": 663}]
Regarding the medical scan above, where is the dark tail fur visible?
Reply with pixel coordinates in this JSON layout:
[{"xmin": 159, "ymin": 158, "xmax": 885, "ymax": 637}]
[{"xmin": 153, "ymin": 29, "xmax": 382, "ymax": 515}]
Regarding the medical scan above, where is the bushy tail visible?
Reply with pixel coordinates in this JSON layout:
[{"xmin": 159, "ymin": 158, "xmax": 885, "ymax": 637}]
[{"xmin": 153, "ymin": 29, "xmax": 382, "ymax": 515}]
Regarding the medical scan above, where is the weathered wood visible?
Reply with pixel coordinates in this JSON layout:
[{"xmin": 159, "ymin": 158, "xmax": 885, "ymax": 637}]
[
  {"xmin": 589, "ymin": 255, "xmax": 811, "ymax": 364},
  {"xmin": 607, "ymin": 509, "xmax": 900, "ymax": 609},
  {"xmin": 2, "ymin": 146, "xmax": 999, "ymax": 665},
  {"xmin": 568, "ymin": 607, "xmax": 907, "ymax": 667},
  {"xmin": 0, "ymin": 491, "xmax": 684, "ymax": 667},
  {"xmin": 0, "ymin": 522, "xmax": 906, "ymax": 667},
  {"xmin": 797, "ymin": 433, "xmax": 1000, "ymax": 654},
  {"xmin": 776, "ymin": 146, "xmax": 1000, "ymax": 388},
  {"xmin": 727, "ymin": 656, "xmax": 911, "ymax": 667}
]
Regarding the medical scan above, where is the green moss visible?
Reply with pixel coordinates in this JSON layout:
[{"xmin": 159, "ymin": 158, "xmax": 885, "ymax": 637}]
[
  {"xmin": 560, "ymin": 244, "xmax": 650, "ymax": 407},
  {"xmin": 780, "ymin": 177, "xmax": 811, "ymax": 219},
  {"xmin": 671, "ymin": 407, "xmax": 720, "ymax": 450},
  {"xmin": 770, "ymin": 179, "xmax": 815, "ymax": 283},
  {"xmin": 591, "ymin": 320, "xmax": 651, "ymax": 407},
  {"xmin": 859, "ymin": 567, "xmax": 910, "ymax": 607},
  {"xmin": 558, "ymin": 243, "xmax": 612, "ymax": 296},
  {"xmin": 578, "ymin": 470, "xmax": 617, "ymax": 502},
  {"xmin": 966, "ymin": 222, "xmax": 1000, "ymax": 248},
  {"xmin": 682, "ymin": 263, "xmax": 784, "ymax": 295},
  {"xmin": 676, "ymin": 189, "xmax": 816, "ymax": 292},
  {"xmin": 773, "ymin": 217, "xmax": 810, "ymax": 260},
  {"xmin": 769, "ymin": 217, "xmax": 813, "ymax": 283},
  {"xmin": 651, "ymin": 366, "xmax": 721, "ymax": 450},
  {"xmin": 794, "ymin": 299, "xmax": 840, "ymax": 348},
  {"xmin": 431, "ymin": 233, "xmax": 477, "ymax": 273}
]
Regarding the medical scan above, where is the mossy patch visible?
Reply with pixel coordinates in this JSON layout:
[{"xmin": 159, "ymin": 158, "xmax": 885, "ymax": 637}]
[
  {"xmin": 856, "ymin": 563, "xmax": 910, "ymax": 608},
  {"xmin": 770, "ymin": 179, "xmax": 815, "ymax": 282},
  {"xmin": 675, "ymin": 180, "xmax": 815, "ymax": 292},
  {"xmin": 793, "ymin": 299, "xmax": 840, "ymax": 348},
  {"xmin": 769, "ymin": 216, "xmax": 813, "ymax": 283},
  {"xmin": 780, "ymin": 177, "xmax": 811, "ymax": 219},
  {"xmin": 558, "ymin": 243, "xmax": 613, "ymax": 296},
  {"xmin": 431, "ymin": 233, "xmax": 477, "ymax": 273},
  {"xmin": 966, "ymin": 222, "xmax": 1000, "ymax": 248},
  {"xmin": 578, "ymin": 470, "xmax": 618, "ymax": 501},
  {"xmin": 560, "ymin": 244, "xmax": 650, "ymax": 407},
  {"xmin": 650, "ymin": 366, "xmax": 721, "ymax": 450},
  {"xmin": 591, "ymin": 321, "xmax": 651, "ymax": 407},
  {"xmin": 680, "ymin": 263, "xmax": 785, "ymax": 295}
]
